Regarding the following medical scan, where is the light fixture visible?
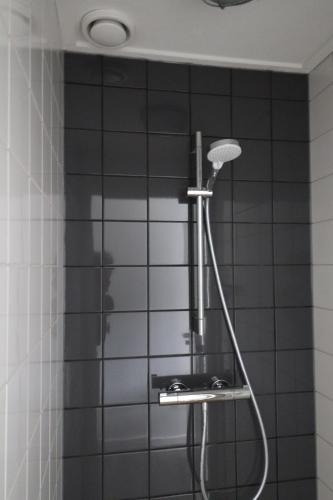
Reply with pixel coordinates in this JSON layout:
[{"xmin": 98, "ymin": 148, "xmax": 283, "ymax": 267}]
[{"xmin": 81, "ymin": 10, "xmax": 131, "ymax": 48}]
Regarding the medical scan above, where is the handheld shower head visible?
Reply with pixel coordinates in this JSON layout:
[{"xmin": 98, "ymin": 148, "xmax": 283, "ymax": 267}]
[{"xmin": 206, "ymin": 139, "xmax": 242, "ymax": 190}]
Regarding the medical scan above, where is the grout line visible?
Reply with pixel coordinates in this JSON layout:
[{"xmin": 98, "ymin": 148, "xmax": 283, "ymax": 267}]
[{"xmin": 100, "ymin": 57, "xmax": 105, "ymax": 500}]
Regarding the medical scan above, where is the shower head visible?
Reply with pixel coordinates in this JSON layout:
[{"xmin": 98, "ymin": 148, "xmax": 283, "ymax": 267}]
[{"xmin": 207, "ymin": 139, "xmax": 242, "ymax": 169}]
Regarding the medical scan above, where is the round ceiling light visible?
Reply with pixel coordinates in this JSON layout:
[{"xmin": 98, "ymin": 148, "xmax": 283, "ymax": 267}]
[
  {"xmin": 81, "ymin": 10, "xmax": 131, "ymax": 48},
  {"xmin": 202, "ymin": 0, "xmax": 254, "ymax": 7}
]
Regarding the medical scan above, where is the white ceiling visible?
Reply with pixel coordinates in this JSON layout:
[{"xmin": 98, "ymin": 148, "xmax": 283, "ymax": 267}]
[{"xmin": 56, "ymin": 0, "xmax": 333, "ymax": 73}]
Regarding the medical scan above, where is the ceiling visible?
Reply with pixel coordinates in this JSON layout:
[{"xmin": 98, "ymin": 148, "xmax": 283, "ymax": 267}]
[{"xmin": 55, "ymin": 0, "xmax": 333, "ymax": 73}]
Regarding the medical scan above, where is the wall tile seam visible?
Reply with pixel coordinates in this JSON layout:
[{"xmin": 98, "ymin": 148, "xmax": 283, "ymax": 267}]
[{"xmin": 309, "ymin": 78, "xmax": 333, "ymax": 103}]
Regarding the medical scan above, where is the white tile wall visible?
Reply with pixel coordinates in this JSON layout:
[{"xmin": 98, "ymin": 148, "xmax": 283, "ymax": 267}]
[
  {"xmin": 310, "ymin": 52, "xmax": 333, "ymax": 500},
  {"xmin": 0, "ymin": 0, "xmax": 64, "ymax": 499}
]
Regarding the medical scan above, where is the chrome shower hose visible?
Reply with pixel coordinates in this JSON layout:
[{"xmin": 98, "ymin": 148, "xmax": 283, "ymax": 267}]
[{"xmin": 199, "ymin": 198, "xmax": 269, "ymax": 500}]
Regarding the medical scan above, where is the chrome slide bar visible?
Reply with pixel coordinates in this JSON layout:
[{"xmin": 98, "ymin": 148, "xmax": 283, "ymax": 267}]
[{"xmin": 159, "ymin": 385, "xmax": 251, "ymax": 406}]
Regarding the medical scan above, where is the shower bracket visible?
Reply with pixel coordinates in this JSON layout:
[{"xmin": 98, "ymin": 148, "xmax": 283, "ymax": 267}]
[{"xmin": 187, "ymin": 187, "xmax": 213, "ymax": 198}]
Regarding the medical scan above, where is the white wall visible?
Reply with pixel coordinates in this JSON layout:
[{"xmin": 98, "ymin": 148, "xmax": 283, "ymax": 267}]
[
  {"xmin": 0, "ymin": 0, "xmax": 64, "ymax": 499},
  {"xmin": 310, "ymin": 53, "xmax": 333, "ymax": 500}
]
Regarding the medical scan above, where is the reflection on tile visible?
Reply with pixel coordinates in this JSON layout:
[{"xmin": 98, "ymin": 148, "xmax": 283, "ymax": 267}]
[
  {"xmin": 149, "ymin": 178, "xmax": 190, "ymax": 222},
  {"xmin": 66, "ymin": 221, "xmax": 102, "ymax": 266},
  {"xmin": 277, "ymin": 393, "xmax": 314, "ymax": 437},
  {"xmin": 234, "ymin": 309, "xmax": 275, "ymax": 351},
  {"xmin": 65, "ymin": 129, "xmax": 102, "ymax": 174},
  {"xmin": 148, "ymin": 62, "xmax": 189, "ymax": 92},
  {"xmin": 234, "ymin": 223, "xmax": 272, "ymax": 265},
  {"xmin": 278, "ymin": 479, "xmax": 316, "ymax": 500},
  {"xmin": 148, "ymin": 91, "xmax": 189, "ymax": 134},
  {"xmin": 194, "ymin": 402, "xmax": 235, "ymax": 444},
  {"xmin": 205, "ymin": 223, "xmax": 233, "ymax": 265},
  {"xmin": 272, "ymin": 100, "xmax": 309, "ymax": 141},
  {"xmin": 191, "ymin": 65, "xmax": 231, "ymax": 95},
  {"xmin": 233, "ymin": 181, "xmax": 272, "ymax": 223},
  {"xmin": 65, "ymin": 52, "xmax": 102, "ymax": 85},
  {"xmin": 103, "ymin": 57, "xmax": 146, "ymax": 88},
  {"xmin": 149, "ymin": 222, "xmax": 189, "ymax": 265},
  {"xmin": 237, "ymin": 352, "xmax": 275, "ymax": 394},
  {"xmin": 103, "ymin": 267, "xmax": 147, "ymax": 311},
  {"xmin": 65, "ymin": 313, "xmax": 102, "ymax": 360},
  {"xmin": 103, "ymin": 312, "xmax": 147, "ymax": 358},
  {"xmin": 202, "ymin": 266, "xmax": 233, "ymax": 309},
  {"xmin": 273, "ymin": 183, "xmax": 310, "ymax": 223},
  {"xmin": 234, "ymin": 140, "xmax": 272, "ymax": 182},
  {"xmin": 275, "ymin": 308, "xmax": 313, "ymax": 350},
  {"xmin": 148, "ymin": 135, "xmax": 191, "ymax": 178},
  {"xmin": 236, "ymin": 439, "xmax": 276, "ymax": 486},
  {"xmin": 104, "ymin": 358, "xmax": 148, "ymax": 405},
  {"xmin": 232, "ymin": 98, "xmax": 271, "ymax": 139},
  {"xmin": 273, "ymin": 224, "xmax": 310, "ymax": 264},
  {"xmin": 194, "ymin": 443, "xmax": 236, "ymax": 489},
  {"xmin": 104, "ymin": 451, "xmax": 148, "ymax": 499},
  {"xmin": 277, "ymin": 436, "xmax": 315, "ymax": 481},
  {"xmin": 63, "ymin": 456, "xmax": 102, "ymax": 500},
  {"xmin": 232, "ymin": 69, "xmax": 271, "ymax": 98},
  {"xmin": 234, "ymin": 266, "xmax": 274, "ymax": 308},
  {"xmin": 150, "ymin": 356, "xmax": 191, "ymax": 402},
  {"xmin": 103, "ymin": 132, "xmax": 147, "ymax": 176},
  {"xmin": 149, "ymin": 267, "xmax": 190, "ymax": 310},
  {"xmin": 272, "ymin": 73, "xmax": 308, "ymax": 101},
  {"xmin": 150, "ymin": 448, "xmax": 193, "ymax": 497},
  {"xmin": 150, "ymin": 404, "xmax": 191, "ymax": 448},
  {"xmin": 64, "ymin": 361, "xmax": 102, "ymax": 408},
  {"xmin": 103, "ymin": 87, "xmax": 147, "ymax": 132},
  {"xmin": 65, "ymin": 84, "xmax": 102, "ymax": 130},
  {"xmin": 272, "ymin": 141, "xmax": 309, "ymax": 182},
  {"xmin": 193, "ymin": 354, "xmax": 235, "ymax": 386},
  {"xmin": 103, "ymin": 221, "xmax": 147, "ymax": 265},
  {"xmin": 274, "ymin": 266, "xmax": 311, "ymax": 307},
  {"xmin": 66, "ymin": 268, "xmax": 101, "ymax": 313},
  {"xmin": 64, "ymin": 408, "xmax": 102, "ymax": 456},
  {"xmin": 191, "ymin": 94, "xmax": 231, "ymax": 136},
  {"xmin": 276, "ymin": 350, "xmax": 313, "ymax": 393},
  {"xmin": 209, "ymin": 181, "xmax": 232, "ymax": 223},
  {"xmin": 193, "ymin": 309, "xmax": 232, "ymax": 355},
  {"xmin": 236, "ymin": 395, "xmax": 276, "ymax": 440},
  {"xmin": 104, "ymin": 176, "xmax": 147, "ymax": 221},
  {"xmin": 66, "ymin": 175, "xmax": 102, "ymax": 220},
  {"xmin": 104, "ymin": 405, "xmax": 148, "ymax": 452},
  {"xmin": 149, "ymin": 311, "xmax": 191, "ymax": 356}
]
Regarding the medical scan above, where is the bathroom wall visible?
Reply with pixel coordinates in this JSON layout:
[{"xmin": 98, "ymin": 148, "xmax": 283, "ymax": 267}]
[
  {"xmin": 0, "ymin": 0, "xmax": 64, "ymax": 499},
  {"xmin": 310, "ymin": 53, "xmax": 333, "ymax": 500},
  {"xmin": 64, "ymin": 53, "xmax": 315, "ymax": 499}
]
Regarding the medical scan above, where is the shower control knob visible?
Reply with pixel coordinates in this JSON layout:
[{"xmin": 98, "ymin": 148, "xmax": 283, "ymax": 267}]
[
  {"xmin": 210, "ymin": 377, "xmax": 229, "ymax": 390},
  {"xmin": 168, "ymin": 380, "xmax": 189, "ymax": 392}
]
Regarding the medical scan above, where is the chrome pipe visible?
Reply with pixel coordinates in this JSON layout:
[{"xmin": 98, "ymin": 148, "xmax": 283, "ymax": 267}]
[
  {"xmin": 195, "ymin": 131, "xmax": 205, "ymax": 339},
  {"xmin": 159, "ymin": 385, "xmax": 251, "ymax": 406}
]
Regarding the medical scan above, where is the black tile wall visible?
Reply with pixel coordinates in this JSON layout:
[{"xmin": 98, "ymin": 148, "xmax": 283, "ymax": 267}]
[{"xmin": 64, "ymin": 53, "xmax": 314, "ymax": 500}]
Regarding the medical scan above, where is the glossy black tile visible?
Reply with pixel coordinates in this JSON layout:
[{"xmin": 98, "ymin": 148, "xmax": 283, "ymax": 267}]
[
  {"xmin": 148, "ymin": 61, "xmax": 189, "ymax": 92},
  {"xmin": 237, "ymin": 352, "xmax": 275, "ymax": 395},
  {"xmin": 273, "ymin": 224, "xmax": 311, "ymax": 264},
  {"xmin": 103, "ymin": 176, "xmax": 147, "ymax": 220},
  {"xmin": 193, "ymin": 354, "xmax": 235, "ymax": 386},
  {"xmin": 103, "ymin": 267, "xmax": 147, "ymax": 311},
  {"xmin": 234, "ymin": 266, "xmax": 274, "ymax": 308},
  {"xmin": 103, "ymin": 56, "xmax": 147, "ymax": 88},
  {"xmin": 65, "ymin": 84, "xmax": 102, "ymax": 130},
  {"xmin": 150, "ymin": 448, "xmax": 193, "ymax": 497},
  {"xmin": 64, "ymin": 408, "xmax": 102, "ymax": 456},
  {"xmin": 210, "ymin": 181, "xmax": 232, "ymax": 223},
  {"xmin": 194, "ymin": 443, "xmax": 236, "ymax": 489},
  {"xmin": 233, "ymin": 223, "xmax": 273, "ymax": 265},
  {"xmin": 104, "ymin": 405, "xmax": 148, "ymax": 452},
  {"xmin": 194, "ymin": 401, "xmax": 235, "ymax": 444},
  {"xmin": 64, "ymin": 360, "xmax": 102, "ymax": 408},
  {"xmin": 234, "ymin": 309, "xmax": 275, "ymax": 352},
  {"xmin": 149, "ymin": 310, "xmax": 192, "ymax": 356},
  {"xmin": 273, "ymin": 182, "xmax": 310, "ymax": 223},
  {"xmin": 65, "ymin": 52, "xmax": 102, "ymax": 85},
  {"xmin": 191, "ymin": 94, "xmax": 231, "ymax": 136},
  {"xmin": 193, "ymin": 309, "xmax": 232, "ymax": 355},
  {"xmin": 103, "ymin": 221, "xmax": 147, "ymax": 265},
  {"xmin": 232, "ymin": 97, "xmax": 271, "ymax": 140},
  {"xmin": 275, "ymin": 308, "xmax": 313, "ymax": 350},
  {"xmin": 103, "ymin": 87, "xmax": 147, "ymax": 132},
  {"xmin": 150, "ymin": 356, "xmax": 192, "ymax": 402},
  {"xmin": 232, "ymin": 69, "xmax": 271, "ymax": 98},
  {"xmin": 191, "ymin": 65, "xmax": 231, "ymax": 95},
  {"xmin": 274, "ymin": 266, "xmax": 312, "ymax": 307},
  {"xmin": 195, "ymin": 490, "xmax": 236, "ymax": 500},
  {"xmin": 104, "ymin": 358, "xmax": 148, "ymax": 404},
  {"xmin": 276, "ymin": 350, "xmax": 314, "ymax": 393},
  {"xmin": 65, "ymin": 313, "xmax": 102, "ymax": 360},
  {"xmin": 272, "ymin": 100, "xmax": 309, "ymax": 141},
  {"xmin": 66, "ymin": 175, "xmax": 102, "ymax": 220},
  {"xmin": 272, "ymin": 73, "xmax": 308, "ymax": 101},
  {"xmin": 149, "ymin": 222, "xmax": 189, "ymax": 265},
  {"xmin": 205, "ymin": 223, "xmax": 233, "ymax": 265},
  {"xmin": 277, "ymin": 436, "xmax": 316, "ymax": 481},
  {"xmin": 66, "ymin": 221, "xmax": 102, "ymax": 266},
  {"xmin": 238, "ymin": 482, "xmax": 277, "ymax": 500},
  {"xmin": 236, "ymin": 439, "xmax": 276, "ymax": 485},
  {"xmin": 278, "ymin": 479, "xmax": 316, "ymax": 500},
  {"xmin": 149, "ymin": 266, "xmax": 190, "ymax": 310},
  {"xmin": 104, "ymin": 451, "xmax": 148, "ymax": 499},
  {"xmin": 149, "ymin": 178, "xmax": 190, "ymax": 221},
  {"xmin": 272, "ymin": 141, "xmax": 309, "ymax": 182},
  {"xmin": 236, "ymin": 395, "xmax": 276, "ymax": 440},
  {"xmin": 66, "ymin": 268, "xmax": 101, "ymax": 313},
  {"xmin": 148, "ymin": 91, "xmax": 190, "ymax": 134},
  {"xmin": 159, "ymin": 495, "xmax": 193, "ymax": 500},
  {"xmin": 148, "ymin": 134, "xmax": 191, "ymax": 178},
  {"xmin": 203, "ymin": 266, "xmax": 234, "ymax": 309},
  {"xmin": 63, "ymin": 456, "xmax": 102, "ymax": 500},
  {"xmin": 65, "ymin": 129, "xmax": 102, "ymax": 174},
  {"xmin": 103, "ymin": 312, "xmax": 147, "ymax": 358},
  {"xmin": 233, "ymin": 182, "xmax": 272, "ymax": 223},
  {"xmin": 233, "ymin": 140, "xmax": 272, "ymax": 181},
  {"xmin": 150, "ymin": 404, "xmax": 192, "ymax": 449},
  {"xmin": 103, "ymin": 132, "xmax": 147, "ymax": 176},
  {"xmin": 277, "ymin": 393, "xmax": 315, "ymax": 437}
]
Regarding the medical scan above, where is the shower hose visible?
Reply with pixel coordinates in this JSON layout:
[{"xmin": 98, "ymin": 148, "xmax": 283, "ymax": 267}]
[{"xmin": 199, "ymin": 197, "xmax": 269, "ymax": 500}]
